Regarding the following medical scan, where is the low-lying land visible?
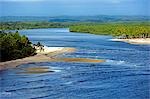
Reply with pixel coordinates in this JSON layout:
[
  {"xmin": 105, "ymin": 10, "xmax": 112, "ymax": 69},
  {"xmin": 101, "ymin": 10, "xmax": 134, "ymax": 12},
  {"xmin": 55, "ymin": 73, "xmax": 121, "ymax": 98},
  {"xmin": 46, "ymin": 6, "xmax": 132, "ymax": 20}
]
[
  {"xmin": 70, "ymin": 22, "xmax": 150, "ymax": 38},
  {"xmin": 70, "ymin": 22, "xmax": 150, "ymax": 44},
  {"xmin": 0, "ymin": 22, "xmax": 92, "ymax": 30},
  {"xmin": 111, "ymin": 38, "xmax": 150, "ymax": 45},
  {"xmin": 0, "ymin": 46, "xmax": 104, "ymax": 71},
  {"xmin": 0, "ymin": 47, "xmax": 74, "ymax": 70},
  {"xmin": 0, "ymin": 22, "xmax": 70, "ymax": 30}
]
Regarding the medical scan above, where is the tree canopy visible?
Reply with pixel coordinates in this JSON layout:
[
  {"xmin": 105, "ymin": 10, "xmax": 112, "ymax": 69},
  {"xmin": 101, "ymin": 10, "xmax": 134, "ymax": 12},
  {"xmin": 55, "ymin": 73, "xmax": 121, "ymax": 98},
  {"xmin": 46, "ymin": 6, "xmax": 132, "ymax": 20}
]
[
  {"xmin": 70, "ymin": 22, "xmax": 150, "ymax": 38},
  {"xmin": 0, "ymin": 31, "xmax": 36, "ymax": 62}
]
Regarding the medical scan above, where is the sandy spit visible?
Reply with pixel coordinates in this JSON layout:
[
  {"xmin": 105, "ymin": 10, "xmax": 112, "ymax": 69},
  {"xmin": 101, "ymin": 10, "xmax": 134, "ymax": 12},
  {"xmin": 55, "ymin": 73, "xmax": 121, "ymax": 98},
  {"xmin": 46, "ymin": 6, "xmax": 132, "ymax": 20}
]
[
  {"xmin": 111, "ymin": 38, "xmax": 150, "ymax": 45},
  {"xmin": 0, "ymin": 47, "xmax": 76, "ymax": 70},
  {"xmin": 0, "ymin": 46, "xmax": 104, "ymax": 70}
]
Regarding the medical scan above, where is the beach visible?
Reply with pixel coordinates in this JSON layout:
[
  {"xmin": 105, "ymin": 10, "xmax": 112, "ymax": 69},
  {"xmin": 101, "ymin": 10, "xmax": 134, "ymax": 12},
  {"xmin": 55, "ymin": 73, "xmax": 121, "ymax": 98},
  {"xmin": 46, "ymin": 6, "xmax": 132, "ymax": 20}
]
[
  {"xmin": 0, "ymin": 46, "xmax": 104, "ymax": 70},
  {"xmin": 0, "ymin": 47, "xmax": 74, "ymax": 70},
  {"xmin": 111, "ymin": 38, "xmax": 150, "ymax": 45}
]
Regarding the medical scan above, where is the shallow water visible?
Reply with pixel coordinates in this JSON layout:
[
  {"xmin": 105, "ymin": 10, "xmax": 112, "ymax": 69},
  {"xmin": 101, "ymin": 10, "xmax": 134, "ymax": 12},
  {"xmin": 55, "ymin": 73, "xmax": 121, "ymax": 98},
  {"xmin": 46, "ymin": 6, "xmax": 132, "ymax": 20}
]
[{"xmin": 0, "ymin": 28, "xmax": 150, "ymax": 99}]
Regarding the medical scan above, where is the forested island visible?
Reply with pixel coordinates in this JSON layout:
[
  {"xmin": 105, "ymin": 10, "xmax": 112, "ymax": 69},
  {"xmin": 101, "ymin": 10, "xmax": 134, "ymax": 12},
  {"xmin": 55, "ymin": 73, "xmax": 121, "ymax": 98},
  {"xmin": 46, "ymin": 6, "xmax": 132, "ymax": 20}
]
[{"xmin": 70, "ymin": 22, "xmax": 150, "ymax": 39}]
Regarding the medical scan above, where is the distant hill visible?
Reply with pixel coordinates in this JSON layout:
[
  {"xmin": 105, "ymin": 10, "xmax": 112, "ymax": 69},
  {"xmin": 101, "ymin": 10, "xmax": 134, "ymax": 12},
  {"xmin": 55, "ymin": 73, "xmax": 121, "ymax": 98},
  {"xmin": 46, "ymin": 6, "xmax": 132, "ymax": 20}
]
[{"xmin": 0, "ymin": 16, "xmax": 149, "ymax": 22}]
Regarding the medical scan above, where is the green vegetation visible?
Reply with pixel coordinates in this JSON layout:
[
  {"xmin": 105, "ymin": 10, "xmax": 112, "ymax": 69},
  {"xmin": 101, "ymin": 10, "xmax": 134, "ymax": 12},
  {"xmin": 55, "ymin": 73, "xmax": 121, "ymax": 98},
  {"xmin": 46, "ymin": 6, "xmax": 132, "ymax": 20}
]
[
  {"xmin": 33, "ymin": 42, "xmax": 44, "ymax": 52},
  {"xmin": 0, "ymin": 22, "xmax": 72, "ymax": 30},
  {"xmin": 0, "ymin": 31, "xmax": 36, "ymax": 62},
  {"xmin": 2, "ymin": 21, "xmax": 149, "ymax": 39},
  {"xmin": 0, "ymin": 22, "xmax": 101, "ymax": 30},
  {"xmin": 0, "ymin": 21, "xmax": 149, "ymax": 62},
  {"xmin": 70, "ymin": 22, "xmax": 150, "ymax": 38}
]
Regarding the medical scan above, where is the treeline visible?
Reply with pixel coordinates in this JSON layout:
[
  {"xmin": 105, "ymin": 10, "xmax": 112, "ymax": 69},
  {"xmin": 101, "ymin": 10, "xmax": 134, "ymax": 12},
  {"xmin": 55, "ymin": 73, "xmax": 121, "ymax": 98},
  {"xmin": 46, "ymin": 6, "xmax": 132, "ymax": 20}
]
[
  {"xmin": 0, "ymin": 31, "xmax": 36, "ymax": 62},
  {"xmin": 0, "ymin": 22, "xmax": 97, "ymax": 30},
  {"xmin": 70, "ymin": 22, "xmax": 150, "ymax": 38},
  {"xmin": 0, "ymin": 22, "xmax": 73, "ymax": 30},
  {"xmin": 1, "ymin": 22, "xmax": 150, "ymax": 39}
]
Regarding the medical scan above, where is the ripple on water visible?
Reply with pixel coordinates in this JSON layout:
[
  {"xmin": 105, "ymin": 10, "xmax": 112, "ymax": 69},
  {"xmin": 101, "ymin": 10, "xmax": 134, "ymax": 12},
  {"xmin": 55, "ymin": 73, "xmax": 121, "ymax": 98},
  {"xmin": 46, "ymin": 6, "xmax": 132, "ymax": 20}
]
[
  {"xmin": 17, "ymin": 66, "xmax": 61, "ymax": 74},
  {"xmin": 104, "ymin": 59, "xmax": 139, "ymax": 67},
  {"xmin": 1, "ymin": 28, "xmax": 150, "ymax": 99}
]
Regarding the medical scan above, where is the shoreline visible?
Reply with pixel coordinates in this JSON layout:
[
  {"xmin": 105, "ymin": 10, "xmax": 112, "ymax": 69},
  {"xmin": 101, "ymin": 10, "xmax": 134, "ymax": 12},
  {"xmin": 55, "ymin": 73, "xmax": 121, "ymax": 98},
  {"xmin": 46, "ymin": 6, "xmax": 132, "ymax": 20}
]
[
  {"xmin": 110, "ymin": 38, "xmax": 150, "ymax": 45},
  {"xmin": 0, "ymin": 47, "xmax": 76, "ymax": 70},
  {"xmin": 0, "ymin": 46, "xmax": 104, "ymax": 70}
]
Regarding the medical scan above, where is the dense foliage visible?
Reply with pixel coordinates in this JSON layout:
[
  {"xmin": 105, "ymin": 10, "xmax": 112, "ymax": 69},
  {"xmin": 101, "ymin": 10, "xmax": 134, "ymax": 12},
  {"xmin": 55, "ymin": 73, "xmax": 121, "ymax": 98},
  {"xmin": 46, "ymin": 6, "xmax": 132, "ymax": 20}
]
[
  {"xmin": 0, "ymin": 22, "xmax": 73, "ymax": 30},
  {"xmin": 0, "ymin": 31, "xmax": 36, "ymax": 62},
  {"xmin": 0, "ymin": 22, "xmax": 96, "ymax": 30},
  {"xmin": 70, "ymin": 22, "xmax": 150, "ymax": 38},
  {"xmin": 1, "ymin": 22, "xmax": 150, "ymax": 39}
]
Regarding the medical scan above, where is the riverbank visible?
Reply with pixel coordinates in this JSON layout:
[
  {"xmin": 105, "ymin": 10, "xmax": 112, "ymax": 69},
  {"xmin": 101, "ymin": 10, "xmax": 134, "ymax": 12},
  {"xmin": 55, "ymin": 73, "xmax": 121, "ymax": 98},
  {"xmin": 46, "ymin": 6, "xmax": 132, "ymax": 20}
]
[
  {"xmin": 111, "ymin": 38, "xmax": 150, "ymax": 45},
  {"xmin": 0, "ymin": 46, "xmax": 104, "ymax": 70},
  {"xmin": 0, "ymin": 47, "xmax": 75, "ymax": 70}
]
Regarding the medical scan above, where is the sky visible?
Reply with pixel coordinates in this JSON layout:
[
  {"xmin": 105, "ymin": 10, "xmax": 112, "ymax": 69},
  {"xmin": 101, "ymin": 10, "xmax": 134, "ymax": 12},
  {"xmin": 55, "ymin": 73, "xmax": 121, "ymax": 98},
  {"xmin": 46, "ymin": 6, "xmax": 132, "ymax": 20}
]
[{"xmin": 0, "ymin": 0, "xmax": 149, "ymax": 16}]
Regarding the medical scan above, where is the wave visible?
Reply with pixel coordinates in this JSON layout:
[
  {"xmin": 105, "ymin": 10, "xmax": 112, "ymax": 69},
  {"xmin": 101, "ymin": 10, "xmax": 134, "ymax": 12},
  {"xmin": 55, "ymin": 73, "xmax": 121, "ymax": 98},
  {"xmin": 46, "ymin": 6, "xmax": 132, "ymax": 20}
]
[
  {"xmin": 106, "ymin": 60, "xmax": 125, "ymax": 65},
  {"xmin": 105, "ymin": 59, "xmax": 138, "ymax": 67},
  {"xmin": 48, "ymin": 66, "xmax": 62, "ymax": 72}
]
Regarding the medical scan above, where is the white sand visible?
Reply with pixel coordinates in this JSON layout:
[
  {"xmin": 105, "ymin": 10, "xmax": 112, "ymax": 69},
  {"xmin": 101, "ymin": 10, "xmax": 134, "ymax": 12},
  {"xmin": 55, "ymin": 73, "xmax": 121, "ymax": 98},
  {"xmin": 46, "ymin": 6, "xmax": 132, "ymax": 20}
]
[
  {"xmin": 36, "ymin": 46, "xmax": 65, "ymax": 54},
  {"xmin": 110, "ymin": 38, "xmax": 150, "ymax": 45},
  {"xmin": 0, "ymin": 46, "xmax": 76, "ymax": 70},
  {"xmin": 0, "ymin": 46, "xmax": 104, "ymax": 71}
]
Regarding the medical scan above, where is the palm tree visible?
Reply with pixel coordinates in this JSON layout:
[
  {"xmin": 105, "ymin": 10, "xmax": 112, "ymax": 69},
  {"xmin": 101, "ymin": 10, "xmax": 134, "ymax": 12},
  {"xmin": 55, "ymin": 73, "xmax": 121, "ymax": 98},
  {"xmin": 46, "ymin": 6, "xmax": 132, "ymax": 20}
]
[{"xmin": 34, "ymin": 42, "xmax": 44, "ymax": 52}]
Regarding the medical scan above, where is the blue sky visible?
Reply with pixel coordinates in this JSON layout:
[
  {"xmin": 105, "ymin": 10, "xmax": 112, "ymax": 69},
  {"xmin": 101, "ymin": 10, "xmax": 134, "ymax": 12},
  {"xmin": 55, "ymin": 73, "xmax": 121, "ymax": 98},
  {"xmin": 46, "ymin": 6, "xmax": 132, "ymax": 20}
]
[{"xmin": 0, "ymin": 0, "xmax": 149, "ymax": 16}]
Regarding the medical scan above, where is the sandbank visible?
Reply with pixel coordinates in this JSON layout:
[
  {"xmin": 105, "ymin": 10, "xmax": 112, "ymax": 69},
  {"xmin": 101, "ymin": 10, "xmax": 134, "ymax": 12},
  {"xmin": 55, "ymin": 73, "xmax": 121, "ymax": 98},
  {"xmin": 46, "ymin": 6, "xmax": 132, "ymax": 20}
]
[
  {"xmin": 0, "ymin": 46, "xmax": 104, "ymax": 70},
  {"xmin": 111, "ymin": 38, "xmax": 150, "ymax": 45}
]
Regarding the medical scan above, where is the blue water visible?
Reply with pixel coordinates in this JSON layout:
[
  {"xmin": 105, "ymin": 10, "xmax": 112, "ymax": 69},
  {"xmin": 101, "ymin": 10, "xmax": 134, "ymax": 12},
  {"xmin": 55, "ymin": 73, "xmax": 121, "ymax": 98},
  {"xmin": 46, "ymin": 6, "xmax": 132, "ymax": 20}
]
[{"xmin": 0, "ymin": 28, "xmax": 150, "ymax": 99}]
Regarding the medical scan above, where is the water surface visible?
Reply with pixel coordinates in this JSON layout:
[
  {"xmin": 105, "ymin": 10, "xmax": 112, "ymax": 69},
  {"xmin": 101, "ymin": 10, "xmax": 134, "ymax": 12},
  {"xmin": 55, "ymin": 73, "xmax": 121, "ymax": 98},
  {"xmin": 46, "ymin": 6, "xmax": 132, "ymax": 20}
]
[{"xmin": 0, "ymin": 28, "xmax": 150, "ymax": 99}]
